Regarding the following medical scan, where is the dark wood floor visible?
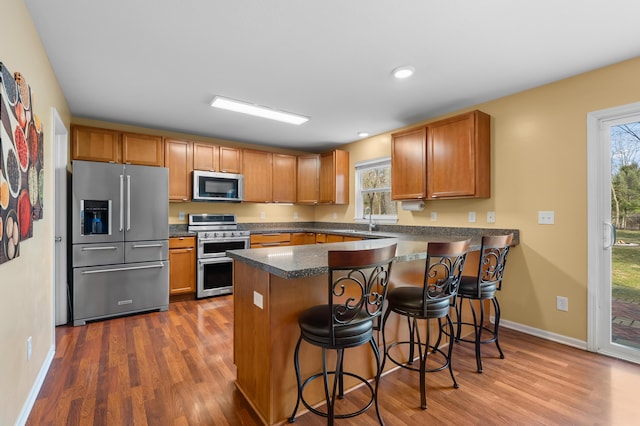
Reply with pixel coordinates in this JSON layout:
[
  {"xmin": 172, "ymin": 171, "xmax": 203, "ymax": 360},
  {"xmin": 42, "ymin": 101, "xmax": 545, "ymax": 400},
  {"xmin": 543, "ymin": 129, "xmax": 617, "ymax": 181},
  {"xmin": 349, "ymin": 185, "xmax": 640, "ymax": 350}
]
[{"xmin": 27, "ymin": 296, "xmax": 640, "ymax": 425}]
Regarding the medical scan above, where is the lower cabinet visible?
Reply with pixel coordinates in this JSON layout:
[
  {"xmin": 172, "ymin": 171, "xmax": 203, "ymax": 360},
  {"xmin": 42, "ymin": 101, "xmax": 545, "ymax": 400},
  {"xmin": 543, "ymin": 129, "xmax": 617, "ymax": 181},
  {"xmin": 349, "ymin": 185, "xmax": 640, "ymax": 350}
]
[{"xmin": 169, "ymin": 236, "xmax": 196, "ymax": 296}]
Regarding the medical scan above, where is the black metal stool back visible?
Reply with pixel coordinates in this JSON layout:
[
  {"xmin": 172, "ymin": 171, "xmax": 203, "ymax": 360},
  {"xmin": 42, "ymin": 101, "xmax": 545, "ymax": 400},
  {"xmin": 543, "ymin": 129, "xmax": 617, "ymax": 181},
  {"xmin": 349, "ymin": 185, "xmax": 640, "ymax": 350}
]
[
  {"xmin": 454, "ymin": 233, "xmax": 513, "ymax": 373},
  {"xmin": 381, "ymin": 239, "xmax": 470, "ymax": 409},
  {"xmin": 289, "ymin": 243, "xmax": 397, "ymax": 425}
]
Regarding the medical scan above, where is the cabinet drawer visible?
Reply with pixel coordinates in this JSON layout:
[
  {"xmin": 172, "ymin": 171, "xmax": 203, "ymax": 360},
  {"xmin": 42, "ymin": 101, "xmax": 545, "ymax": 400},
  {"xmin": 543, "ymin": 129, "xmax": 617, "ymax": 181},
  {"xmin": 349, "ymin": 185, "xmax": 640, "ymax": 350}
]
[
  {"xmin": 250, "ymin": 233, "xmax": 291, "ymax": 244},
  {"xmin": 170, "ymin": 236, "xmax": 196, "ymax": 249}
]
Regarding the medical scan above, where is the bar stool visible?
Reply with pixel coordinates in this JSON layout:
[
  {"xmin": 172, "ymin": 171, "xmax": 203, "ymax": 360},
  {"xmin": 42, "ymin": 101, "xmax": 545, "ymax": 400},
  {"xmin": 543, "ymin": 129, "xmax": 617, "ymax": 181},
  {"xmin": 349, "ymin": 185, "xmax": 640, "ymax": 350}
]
[
  {"xmin": 288, "ymin": 243, "xmax": 397, "ymax": 425},
  {"xmin": 381, "ymin": 239, "xmax": 470, "ymax": 409},
  {"xmin": 453, "ymin": 234, "xmax": 513, "ymax": 373}
]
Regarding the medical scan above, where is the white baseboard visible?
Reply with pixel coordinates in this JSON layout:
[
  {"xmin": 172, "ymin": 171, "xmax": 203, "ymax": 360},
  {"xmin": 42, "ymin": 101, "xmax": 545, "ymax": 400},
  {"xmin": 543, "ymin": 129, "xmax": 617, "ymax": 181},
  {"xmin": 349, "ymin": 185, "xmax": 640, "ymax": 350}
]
[
  {"xmin": 15, "ymin": 343, "xmax": 55, "ymax": 426},
  {"xmin": 500, "ymin": 318, "xmax": 588, "ymax": 350}
]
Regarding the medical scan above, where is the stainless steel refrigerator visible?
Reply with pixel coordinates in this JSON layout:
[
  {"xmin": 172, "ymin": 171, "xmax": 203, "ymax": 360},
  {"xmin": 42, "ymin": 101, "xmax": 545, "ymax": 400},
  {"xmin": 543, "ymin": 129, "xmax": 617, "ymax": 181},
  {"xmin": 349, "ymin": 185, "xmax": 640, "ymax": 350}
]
[{"xmin": 71, "ymin": 160, "xmax": 169, "ymax": 326}]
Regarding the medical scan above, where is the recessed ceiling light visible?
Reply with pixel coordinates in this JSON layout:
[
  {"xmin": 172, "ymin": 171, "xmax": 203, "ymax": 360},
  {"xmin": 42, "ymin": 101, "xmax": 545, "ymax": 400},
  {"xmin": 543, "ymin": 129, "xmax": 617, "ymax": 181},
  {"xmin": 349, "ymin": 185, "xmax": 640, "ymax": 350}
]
[
  {"xmin": 392, "ymin": 65, "xmax": 415, "ymax": 79},
  {"xmin": 210, "ymin": 96, "xmax": 309, "ymax": 125},
  {"xmin": 357, "ymin": 132, "xmax": 369, "ymax": 138}
]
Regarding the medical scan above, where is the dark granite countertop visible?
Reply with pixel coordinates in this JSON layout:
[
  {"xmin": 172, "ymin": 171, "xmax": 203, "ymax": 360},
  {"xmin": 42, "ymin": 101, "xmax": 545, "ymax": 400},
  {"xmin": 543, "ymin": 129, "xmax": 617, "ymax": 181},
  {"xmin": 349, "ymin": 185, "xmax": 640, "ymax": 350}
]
[{"xmin": 227, "ymin": 225, "xmax": 519, "ymax": 279}]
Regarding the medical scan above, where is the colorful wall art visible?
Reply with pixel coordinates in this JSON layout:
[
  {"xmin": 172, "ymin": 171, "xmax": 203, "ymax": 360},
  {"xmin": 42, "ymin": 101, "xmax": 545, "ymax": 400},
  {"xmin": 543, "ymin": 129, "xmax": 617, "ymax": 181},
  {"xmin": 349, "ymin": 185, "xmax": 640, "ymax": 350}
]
[{"xmin": 0, "ymin": 63, "xmax": 44, "ymax": 264}]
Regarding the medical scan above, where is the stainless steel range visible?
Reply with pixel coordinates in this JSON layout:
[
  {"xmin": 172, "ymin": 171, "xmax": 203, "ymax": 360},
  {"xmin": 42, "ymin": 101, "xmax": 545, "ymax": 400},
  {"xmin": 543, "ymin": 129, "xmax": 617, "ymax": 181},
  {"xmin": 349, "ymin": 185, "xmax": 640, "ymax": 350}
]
[{"xmin": 188, "ymin": 213, "xmax": 250, "ymax": 298}]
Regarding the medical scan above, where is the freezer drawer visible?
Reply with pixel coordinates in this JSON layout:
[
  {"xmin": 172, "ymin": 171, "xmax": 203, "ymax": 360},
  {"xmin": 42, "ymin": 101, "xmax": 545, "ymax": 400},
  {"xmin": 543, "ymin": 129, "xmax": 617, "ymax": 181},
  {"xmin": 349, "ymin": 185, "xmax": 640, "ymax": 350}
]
[
  {"xmin": 125, "ymin": 239, "xmax": 168, "ymax": 263},
  {"xmin": 72, "ymin": 260, "xmax": 169, "ymax": 326},
  {"xmin": 73, "ymin": 242, "xmax": 125, "ymax": 267}
]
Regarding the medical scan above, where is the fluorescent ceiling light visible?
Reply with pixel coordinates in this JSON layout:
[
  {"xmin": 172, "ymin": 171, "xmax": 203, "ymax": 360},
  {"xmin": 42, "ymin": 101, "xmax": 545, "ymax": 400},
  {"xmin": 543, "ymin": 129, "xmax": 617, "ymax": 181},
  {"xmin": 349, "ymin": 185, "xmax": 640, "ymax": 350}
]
[
  {"xmin": 392, "ymin": 65, "xmax": 415, "ymax": 79},
  {"xmin": 210, "ymin": 96, "xmax": 309, "ymax": 125},
  {"xmin": 357, "ymin": 132, "xmax": 369, "ymax": 138}
]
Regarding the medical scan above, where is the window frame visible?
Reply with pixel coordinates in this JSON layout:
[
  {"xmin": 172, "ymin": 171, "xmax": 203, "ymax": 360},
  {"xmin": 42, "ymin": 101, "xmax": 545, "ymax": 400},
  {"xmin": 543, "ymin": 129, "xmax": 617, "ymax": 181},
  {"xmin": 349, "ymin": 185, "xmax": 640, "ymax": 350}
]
[{"xmin": 354, "ymin": 156, "xmax": 398, "ymax": 224}]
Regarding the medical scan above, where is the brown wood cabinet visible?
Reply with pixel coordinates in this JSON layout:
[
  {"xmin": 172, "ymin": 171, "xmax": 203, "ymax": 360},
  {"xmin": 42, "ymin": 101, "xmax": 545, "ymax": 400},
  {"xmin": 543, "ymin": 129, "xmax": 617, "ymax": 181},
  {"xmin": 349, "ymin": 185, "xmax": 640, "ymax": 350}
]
[
  {"xmin": 242, "ymin": 149, "xmax": 273, "ymax": 202},
  {"xmin": 250, "ymin": 233, "xmax": 291, "ymax": 248},
  {"xmin": 168, "ymin": 236, "xmax": 196, "ymax": 295},
  {"xmin": 290, "ymin": 232, "xmax": 316, "ymax": 245},
  {"xmin": 193, "ymin": 142, "xmax": 219, "ymax": 171},
  {"xmin": 71, "ymin": 125, "xmax": 120, "ymax": 163},
  {"xmin": 272, "ymin": 154, "xmax": 297, "ymax": 203},
  {"xmin": 391, "ymin": 127, "xmax": 427, "ymax": 200},
  {"xmin": 391, "ymin": 110, "xmax": 491, "ymax": 200},
  {"xmin": 219, "ymin": 146, "xmax": 242, "ymax": 173},
  {"xmin": 71, "ymin": 125, "xmax": 164, "ymax": 166},
  {"xmin": 164, "ymin": 138, "xmax": 193, "ymax": 202},
  {"xmin": 121, "ymin": 132, "xmax": 164, "ymax": 166},
  {"xmin": 296, "ymin": 154, "xmax": 320, "ymax": 204},
  {"xmin": 319, "ymin": 149, "xmax": 349, "ymax": 204},
  {"xmin": 427, "ymin": 110, "xmax": 490, "ymax": 199}
]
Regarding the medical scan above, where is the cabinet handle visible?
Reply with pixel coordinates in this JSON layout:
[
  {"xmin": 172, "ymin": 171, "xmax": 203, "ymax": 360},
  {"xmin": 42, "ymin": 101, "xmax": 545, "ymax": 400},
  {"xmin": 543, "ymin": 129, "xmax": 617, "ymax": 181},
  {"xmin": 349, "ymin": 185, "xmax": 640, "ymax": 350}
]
[
  {"xmin": 81, "ymin": 246, "xmax": 118, "ymax": 251},
  {"xmin": 82, "ymin": 262, "xmax": 165, "ymax": 274},
  {"xmin": 261, "ymin": 242, "xmax": 283, "ymax": 247},
  {"xmin": 133, "ymin": 243, "xmax": 163, "ymax": 249}
]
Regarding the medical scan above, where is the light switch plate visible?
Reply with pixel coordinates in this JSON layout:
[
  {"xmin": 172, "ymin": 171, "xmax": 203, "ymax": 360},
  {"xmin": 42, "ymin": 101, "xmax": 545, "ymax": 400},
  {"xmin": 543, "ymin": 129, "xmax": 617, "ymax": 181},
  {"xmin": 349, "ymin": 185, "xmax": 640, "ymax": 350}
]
[
  {"xmin": 430, "ymin": 211, "xmax": 437, "ymax": 221},
  {"xmin": 178, "ymin": 211, "xmax": 185, "ymax": 221},
  {"xmin": 468, "ymin": 211, "xmax": 476, "ymax": 223}
]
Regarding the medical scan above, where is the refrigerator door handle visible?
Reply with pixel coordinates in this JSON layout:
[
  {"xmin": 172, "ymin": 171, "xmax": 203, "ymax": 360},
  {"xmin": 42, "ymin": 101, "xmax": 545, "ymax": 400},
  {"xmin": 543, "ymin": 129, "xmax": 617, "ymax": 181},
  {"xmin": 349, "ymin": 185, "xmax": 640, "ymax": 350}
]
[
  {"xmin": 119, "ymin": 174, "xmax": 124, "ymax": 232},
  {"xmin": 81, "ymin": 262, "xmax": 165, "ymax": 275},
  {"xmin": 126, "ymin": 175, "xmax": 132, "ymax": 231}
]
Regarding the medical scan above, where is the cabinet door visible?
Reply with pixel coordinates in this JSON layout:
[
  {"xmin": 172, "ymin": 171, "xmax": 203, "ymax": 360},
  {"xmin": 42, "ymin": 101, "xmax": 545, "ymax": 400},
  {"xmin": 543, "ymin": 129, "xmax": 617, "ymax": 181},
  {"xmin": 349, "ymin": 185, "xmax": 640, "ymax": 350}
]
[
  {"xmin": 243, "ymin": 149, "xmax": 272, "ymax": 202},
  {"xmin": 297, "ymin": 155, "xmax": 319, "ymax": 204},
  {"xmin": 391, "ymin": 127, "xmax": 426, "ymax": 200},
  {"xmin": 319, "ymin": 150, "xmax": 349, "ymax": 204},
  {"xmin": 193, "ymin": 142, "xmax": 219, "ymax": 171},
  {"xmin": 427, "ymin": 110, "xmax": 490, "ymax": 199},
  {"xmin": 165, "ymin": 138, "xmax": 193, "ymax": 202},
  {"xmin": 121, "ymin": 132, "xmax": 164, "ymax": 166},
  {"xmin": 290, "ymin": 232, "xmax": 316, "ymax": 245},
  {"xmin": 219, "ymin": 146, "xmax": 242, "ymax": 173},
  {"xmin": 169, "ymin": 237, "xmax": 196, "ymax": 295},
  {"xmin": 272, "ymin": 154, "xmax": 297, "ymax": 203},
  {"xmin": 71, "ymin": 125, "xmax": 120, "ymax": 163}
]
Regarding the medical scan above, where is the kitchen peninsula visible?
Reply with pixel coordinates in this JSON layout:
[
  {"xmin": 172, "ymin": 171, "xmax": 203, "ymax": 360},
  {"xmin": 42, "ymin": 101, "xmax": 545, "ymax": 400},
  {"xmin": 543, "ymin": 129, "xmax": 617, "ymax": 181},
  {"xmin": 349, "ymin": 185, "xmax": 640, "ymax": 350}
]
[{"xmin": 227, "ymin": 227, "xmax": 518, "ymax": 425}]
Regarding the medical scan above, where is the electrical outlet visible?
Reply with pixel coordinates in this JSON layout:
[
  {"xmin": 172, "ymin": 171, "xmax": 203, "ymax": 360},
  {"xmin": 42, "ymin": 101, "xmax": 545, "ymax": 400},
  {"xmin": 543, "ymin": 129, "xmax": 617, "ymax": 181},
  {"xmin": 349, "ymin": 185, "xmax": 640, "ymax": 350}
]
[
  {"xmin": 27, "ymin": 336, "xmax": 32, "ymax": 361},
  {"xmin": 333, "ymin": 212, "xmax": 337, "ymax": 220},
  {"xmin": 178, "ymin": 211, "xmax": 185, "ymax": 221},
  {"xmin": 260, "ymin": 211, "xmax": 266, "ymax": 219},
  {"xmin": 538, "ymin": 211, "xmax": 555, "ymax": 225},
  {"xmin": 487, "ymin": 211, "xmax": 496, "ymax": 223},
  {"xmin": 293, "ymin": 212, "xmax": 299, "ymax": 220},
  {"xmin": 556, "ymin": 296, "xmax": 569, "ymax": 311},
  {"xmin": 430, "ymin": 211, "xmax": 437, "ymax": 221},
  {"xmin": 468, "ymin": 211, "xmax": 476, "ymax": 223}
]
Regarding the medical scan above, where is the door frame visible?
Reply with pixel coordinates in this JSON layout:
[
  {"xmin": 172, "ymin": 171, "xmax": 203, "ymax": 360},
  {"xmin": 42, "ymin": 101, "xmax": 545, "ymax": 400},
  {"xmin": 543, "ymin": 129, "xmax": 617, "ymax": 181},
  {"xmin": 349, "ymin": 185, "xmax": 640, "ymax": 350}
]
[
  {"xmin": 587, "ymin": 101, "xmax": 640, "ymax": 363},
  {"xmin": 51, "ymin": 107, "xmax": 68, "ymax": 327}
]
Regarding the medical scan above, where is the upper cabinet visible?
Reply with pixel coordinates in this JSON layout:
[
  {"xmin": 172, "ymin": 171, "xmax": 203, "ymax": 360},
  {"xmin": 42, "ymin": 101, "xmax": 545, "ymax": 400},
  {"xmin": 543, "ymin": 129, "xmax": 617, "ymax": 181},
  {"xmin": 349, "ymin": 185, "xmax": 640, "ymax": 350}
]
[
  {"xmin": 272, "ymin": 154, "xmax": 297, "ymax": 203},
  {"xmin": 297, "ymin": 154, "xmax": 320, "ymax": 204},
  {"xmin": 193, "ymin": 142, "xmax": 219, "ymax": 171},
  {"xmin": 242, "ymin": 149, "xmax": 273, "ymax": 202},
  {"xmin": 391, "ymin": 110, "xmax": 491, "ymax": 200},
  {"xmin": 219, "ymin": 146, "xmax": 242, "ymax": 174},
  {"xmin": 121, "ymin": 132, "xmax": 164, "ymax": 166},
  {"xmin": 71, "ymin": 125, "xmax": 163, "ymax": 166},
  {"xmin": 319, "ymin": 149, "xmax": 349, "ymax": 204},
  {"xmin": 71, "ymin": 125, "xmax": 120, "ymax": 163},
  {"xmin": 165, "ymin": 138, "xmax": 193, "ymax": 202},
  {"xmin": 427, "ymin": 110, "xmax": 490, "ymax": 199},
  {"xmin": 391, "ymin": 127, "xmax": 427, "ymax": 200}
]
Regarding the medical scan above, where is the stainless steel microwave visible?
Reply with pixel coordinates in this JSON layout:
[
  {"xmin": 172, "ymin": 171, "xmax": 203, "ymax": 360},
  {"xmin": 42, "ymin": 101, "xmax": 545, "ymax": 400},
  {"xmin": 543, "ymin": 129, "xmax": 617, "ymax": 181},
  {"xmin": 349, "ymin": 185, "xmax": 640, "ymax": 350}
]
[{"xmin": 193, "ymin": 171, "xmax": 244, "ymax": 202}]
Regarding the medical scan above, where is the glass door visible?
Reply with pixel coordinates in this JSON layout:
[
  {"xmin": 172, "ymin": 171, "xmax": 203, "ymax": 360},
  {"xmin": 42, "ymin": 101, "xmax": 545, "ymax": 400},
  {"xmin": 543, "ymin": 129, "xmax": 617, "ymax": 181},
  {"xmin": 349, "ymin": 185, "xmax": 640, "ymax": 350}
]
[{"xmin": 588, "ymin": 103, "xmax": 640, "ymax": 364}]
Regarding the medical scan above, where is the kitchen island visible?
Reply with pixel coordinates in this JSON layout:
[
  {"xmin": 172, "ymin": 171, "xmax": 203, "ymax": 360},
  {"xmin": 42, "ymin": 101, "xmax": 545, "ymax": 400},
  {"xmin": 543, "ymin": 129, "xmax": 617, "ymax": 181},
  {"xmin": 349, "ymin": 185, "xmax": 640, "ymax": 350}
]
[{"xmin": 227, "ymin": 230, "xmax": 517, "ymax": 425}]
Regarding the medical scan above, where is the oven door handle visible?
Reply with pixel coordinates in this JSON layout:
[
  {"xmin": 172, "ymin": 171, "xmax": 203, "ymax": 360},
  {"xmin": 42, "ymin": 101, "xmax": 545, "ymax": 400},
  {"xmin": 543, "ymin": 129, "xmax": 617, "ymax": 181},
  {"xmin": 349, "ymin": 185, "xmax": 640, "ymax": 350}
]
[{"xmin": 198, "ymin": 257, "xmax": 233, "ymax": 265}]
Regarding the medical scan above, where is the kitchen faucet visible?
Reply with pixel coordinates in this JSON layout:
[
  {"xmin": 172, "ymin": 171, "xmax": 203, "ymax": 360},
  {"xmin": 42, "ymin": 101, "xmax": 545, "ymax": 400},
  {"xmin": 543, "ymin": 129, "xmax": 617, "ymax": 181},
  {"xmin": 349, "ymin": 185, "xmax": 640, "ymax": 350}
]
[{"xmin": 364, "ymin": 207, "xmax": 376, "ymax": 232}]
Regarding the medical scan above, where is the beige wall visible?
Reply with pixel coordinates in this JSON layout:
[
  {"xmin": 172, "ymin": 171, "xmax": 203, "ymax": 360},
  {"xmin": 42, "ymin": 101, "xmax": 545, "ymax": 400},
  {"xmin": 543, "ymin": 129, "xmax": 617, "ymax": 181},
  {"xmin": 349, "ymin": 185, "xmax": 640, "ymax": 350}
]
[{"xmin": 0, "ymin": 0, "xmax": 71, "ymax": 424}]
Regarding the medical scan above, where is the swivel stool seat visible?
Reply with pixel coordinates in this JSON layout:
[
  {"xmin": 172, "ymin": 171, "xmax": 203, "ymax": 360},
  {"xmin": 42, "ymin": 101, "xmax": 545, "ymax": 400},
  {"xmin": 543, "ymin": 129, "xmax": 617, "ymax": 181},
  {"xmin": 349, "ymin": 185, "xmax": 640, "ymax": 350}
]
[
  {"xmin": 288, "ymin": 243, "xmax": 397, "ymax": 425},
  {"xmin": 453, "ymin": 234, "xmax": 513, "ymax": 373},
  {"xmin": 381, "ymin": 239, "xmax": 470, "ymax": 409}
]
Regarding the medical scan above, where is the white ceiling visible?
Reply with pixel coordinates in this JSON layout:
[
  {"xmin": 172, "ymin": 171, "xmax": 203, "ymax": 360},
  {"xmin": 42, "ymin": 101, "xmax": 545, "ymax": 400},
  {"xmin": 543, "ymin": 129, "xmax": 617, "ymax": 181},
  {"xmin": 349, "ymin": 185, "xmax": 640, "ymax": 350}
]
[{"xmin": 25, "ymin": 0, "xmax": 640, "ymax": 152}]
